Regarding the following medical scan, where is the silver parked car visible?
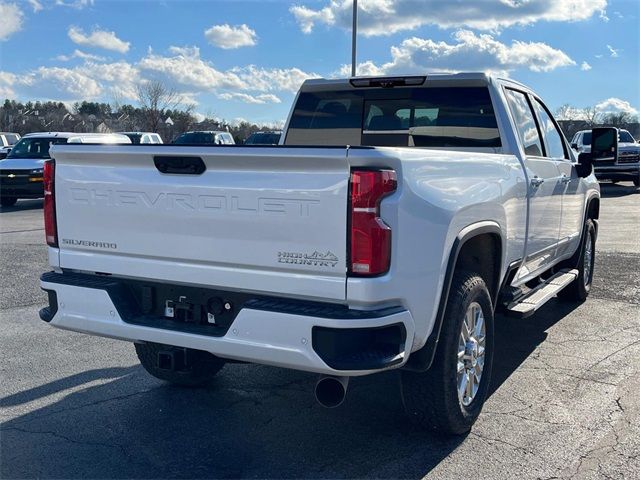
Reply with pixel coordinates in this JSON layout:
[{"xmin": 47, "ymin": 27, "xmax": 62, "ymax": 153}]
[
  {"xmin": 571, "ymin": 129, "xmax": 640, "ymax": 186},
  {"xmin": 0, "ymin": 132, "xmax": 21, "ymax": 159}
]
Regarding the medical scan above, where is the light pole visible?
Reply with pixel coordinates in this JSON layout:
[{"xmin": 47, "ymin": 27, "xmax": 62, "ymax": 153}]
[{"xmin": 351, "ymin": 0, "xmax": 358, "ymax": 77}]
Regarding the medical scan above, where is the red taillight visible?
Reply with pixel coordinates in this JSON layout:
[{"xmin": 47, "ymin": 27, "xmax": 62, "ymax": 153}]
[
  {"xmin": 349, "ymin": 169, "xmax": 397, "ymax": 276},
  {"xmin": 43, "ymin": 160, "xmax": 57, "ymax": 247}
]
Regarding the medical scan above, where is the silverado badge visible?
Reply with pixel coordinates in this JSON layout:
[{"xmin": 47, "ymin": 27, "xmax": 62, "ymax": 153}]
[{"xmin": 278, "ymin": 250, "xmax": 339, "ymax": 268}]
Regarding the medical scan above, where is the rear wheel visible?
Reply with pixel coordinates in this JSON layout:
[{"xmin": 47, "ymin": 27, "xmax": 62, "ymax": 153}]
[
  {"xmin": 559, "ymin": 218, "xmax": 596, "ymax": 302},
  {"xmin": 135, "ymin": 342, "xmax": 225, "ymax": 387},
  {"xmin": 0, "ymin": 197, "xmax": 17, "ymax": 207},
  {"xmin": 401, "ymin": 271, "xmax": 494, "ymax": 435}
]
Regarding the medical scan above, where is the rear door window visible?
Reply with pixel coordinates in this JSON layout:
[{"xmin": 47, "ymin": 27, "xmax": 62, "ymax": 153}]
[
  {"xmin": 532, "ymin": 99, "xmax": 567, "ymax": 159},
  {"xmin": 505, "ymin": 89, "xmax": 544, "ymax": 157}
]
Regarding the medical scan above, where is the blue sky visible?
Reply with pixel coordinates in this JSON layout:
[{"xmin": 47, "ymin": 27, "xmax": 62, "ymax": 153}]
[{"xmin": 0, "ymin": 0, "xmax": 638, "ymax": 125}]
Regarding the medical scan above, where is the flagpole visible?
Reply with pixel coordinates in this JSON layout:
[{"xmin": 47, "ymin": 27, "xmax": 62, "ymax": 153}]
[{"xmin": 351, "ymin": 0, "xmax": 358, "ymax": 77}]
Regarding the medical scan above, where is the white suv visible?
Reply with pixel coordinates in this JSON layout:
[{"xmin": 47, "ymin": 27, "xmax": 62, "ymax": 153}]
[
  {"xmin": 0, "ymin": 132, "xmax": 21, "ymax": 159},
  {"xmin": 118, "ymin": 132, "xmax": 163, "ymax": 144},
  {"xmin": 571, "ymin": 129, "xmax": 640, "ymax": 186}
]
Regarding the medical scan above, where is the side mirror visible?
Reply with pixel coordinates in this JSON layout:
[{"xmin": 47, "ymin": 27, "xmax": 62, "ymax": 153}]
[
  {"xmin": 575, "ymin": 127, "xmax": 619, "ymax": 178},
  {"xmin": 591, "ymin": 127, "xmax": 618, "ymax": 161},
  {"xmin": 576, "ymin": 152, "xmax": 593, "ymax": 178},
  {"xmin": 570, "ymin": 143, "xmax": 578, "ymax": 149}
]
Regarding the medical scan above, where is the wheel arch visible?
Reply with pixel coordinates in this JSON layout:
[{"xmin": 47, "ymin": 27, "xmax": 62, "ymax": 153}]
[
  {"xmin": 560, "ymin": 193, "xmax": 600, "ymax": 271},
  {"xmin": 586, "ymin": 194, "xmax": 600, "ymax": 220},
  {"xmin": 404, "ymin": 221, "xmax": 503, "ymax": 372}
]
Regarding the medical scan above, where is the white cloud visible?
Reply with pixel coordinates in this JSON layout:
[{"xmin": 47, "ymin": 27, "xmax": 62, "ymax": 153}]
[
  {"xmin": 0, "ymin": 71, "xmax": 18, "ymax": 97},
  {"xmin": 1, "ymin": 43, "xmax": 314, "ymax": 109},
  {"xmin": 56, "ymin": 49, "xmax": 106, "ymax": 62},
  {"xmin": 204, "ymin": 24, "xmax": 257, "ymax": 49},
  {"xmin": 139, "ymin": 46, "xmax": 245, "ymax": 90},
  {"xmin": 28, "ymin": 66, "xmax": 103, "ymax": 99},
  {"xmin": 193, "ymin": 112, "xmax": 207, "ymax": 123},
  {"xmin": 218, "ymin": 92, "xmax": 282, "ymax": 104},
  {"xmin": 27, "ymin": 0, "xmax": 43, "ymax": 12},
  {"xmin": 580, "ymin": 61, "xmax": 592, "ymax": 71},
  {"xmin": 342, "ymin": 30, "xmax": 575, "ymax": 77},
  {"xmin": 231, "ymin": 65, "xmax": 318, "ymax": 93},
  {"xmin": 0, "ymin": 3, "xmax": 23, "ymax": 41},
  {"xmin": 138, "ymin": 48, "xmax": 315, "ymax": 96},
  {"xmin": 291, "ymin": 0, "xmax": 608, "ymax": 35},
  {"xmin": 68, "ymin": 26, "xmax": 130, "ymax": 53},
  {"xmin": 1, "ymin": 61, "xmax": 141, "ymax": 102},
  {"xmin": 606, "ymin": 44, "xmax": 619, "ymax": 57},
  {"xmin": 83, "ymin": 61, "xmax": 140, "ymax": 100},
  {"xmin": 290, "ymin": 4, "xmax": 336, "ymax": 34},
  {"xmin": 596, "ymin": 98, "xmax": 638, "ymax": 116},
  {"xmin": 556, "ymin": 98, "xmax": 639, "ymax": 120},
  {"xmin": 55, "ymin": 0, "xmax": 93, "ymax": 8}
]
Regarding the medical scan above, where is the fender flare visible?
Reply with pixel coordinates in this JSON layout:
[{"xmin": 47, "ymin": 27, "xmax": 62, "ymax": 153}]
[
  {"xmin": 563, "ymin": 193, "xmax": 600, "ymax": 269},
  {"xmin": 404, "ymin": 221, "xmax": 503, "ymax": 372}
]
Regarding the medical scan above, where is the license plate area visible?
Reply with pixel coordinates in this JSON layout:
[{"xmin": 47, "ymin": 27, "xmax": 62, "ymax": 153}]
[{"xmin": 122, "ymin": 281, "xmax": 249, "ymax": 337}]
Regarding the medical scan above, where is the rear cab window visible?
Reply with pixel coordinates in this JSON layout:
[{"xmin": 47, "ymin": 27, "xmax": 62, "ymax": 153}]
[
  {"xmin": 7, "ymin": 137, "xmax": 68, "ymax": 159},
  {"xmin": 285, "ymin": 86, "xmax": 502, "ymax": 149}
]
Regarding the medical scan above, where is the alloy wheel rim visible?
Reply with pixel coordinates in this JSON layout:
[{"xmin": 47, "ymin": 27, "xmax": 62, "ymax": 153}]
[
  {"xmin": 457, "ymin": 302, "xmax": 486, "ymax": 407},
  {"xmin": 584, "ymin": 230, "xmax": 593, "ymax": 287}
]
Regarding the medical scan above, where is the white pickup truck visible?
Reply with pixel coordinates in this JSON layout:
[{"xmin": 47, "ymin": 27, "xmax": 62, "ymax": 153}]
[{"xmin": 39, "ymin": 73, "xmax": 611, "ymax": 435}]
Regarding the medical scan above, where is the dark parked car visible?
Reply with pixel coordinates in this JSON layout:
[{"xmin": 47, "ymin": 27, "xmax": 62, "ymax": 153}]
[
  {"xmin": 244, "ymin": 131, "xmax": 282, "ymax": 145},
  {"xmin": 173, "ymin": 131, "xmax": 235, "ymax": 145}
]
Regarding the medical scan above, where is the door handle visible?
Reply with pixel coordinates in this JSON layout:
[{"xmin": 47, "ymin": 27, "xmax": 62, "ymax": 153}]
[
  {"xmin": 560, "ymin": 174, "xmax": 572, "ymax": 184},
  {"xmin": 154, "ymin": 156, "xmax": 206, "ymax": 175},
  {"xmin": 530, "ymin": 176, "xmax": 545, "ymax": 187}
]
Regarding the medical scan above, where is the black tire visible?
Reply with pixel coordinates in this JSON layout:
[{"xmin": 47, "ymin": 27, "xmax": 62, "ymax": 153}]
[
  {"xmin": 135, "ymin": 342, "xmax": 225, "ymax": 387},
  {"xmin": 633, "ymin": 176, "xmax": 639, "ymax": 187},
  {"xmin": 0, "ymin": 197, "xmax": 17, "ymax": 207},
  {"xmin": 401, "ymin": 271, "xmax": 494, "ymax": 435},
  {"xmin": 558, "ymin": 218, "xmax": 596, "ymax": 302}
]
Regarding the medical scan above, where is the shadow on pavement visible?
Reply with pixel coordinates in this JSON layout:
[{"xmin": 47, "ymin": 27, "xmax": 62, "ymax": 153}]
[
  {"xmin": 0, "ymin": 199, "xmax": 43, "ymax": 212},
  {"xmin": 1, "ymin": 299, "xmax": 581, "ymax": 479},
  {"xmin": 490, "ymin": 298, "xmax": 577, "ymax": 397},
  {"xmin": 599, "ymin": 182, "xmax": 639, "ymax": 198}
]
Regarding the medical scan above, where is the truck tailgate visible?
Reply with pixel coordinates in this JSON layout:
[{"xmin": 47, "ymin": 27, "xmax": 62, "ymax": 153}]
[{"xmin": 51, "ymin": 145, "xmax": 350, "ymax": 301}]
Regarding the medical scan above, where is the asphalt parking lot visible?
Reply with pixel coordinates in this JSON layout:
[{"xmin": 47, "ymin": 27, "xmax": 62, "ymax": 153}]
[{"xmin": 1, "ymin": 182, "xmax": 639, "ymax": 479}]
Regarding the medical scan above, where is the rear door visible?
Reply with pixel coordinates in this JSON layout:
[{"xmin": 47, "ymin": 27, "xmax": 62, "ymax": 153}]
[
  {"xmin": 51, "ymin": 145, "xmax": 350, "ymax": 301},
  {"xmin": 531, "ymin": 97, "xmax": 584, "ymax": 259},
  {"xmin": 505, "ymin": 88, "xmax": 563, "ymax": 279}
]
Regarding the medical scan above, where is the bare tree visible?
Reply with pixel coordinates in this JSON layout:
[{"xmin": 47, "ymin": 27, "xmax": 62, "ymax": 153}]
[
  {"xmin": 554, "ymin": 104, "xmax": 575, "ymax": 121},
  {"xmin": 601, "ymin": 111, "xmax": 636, "ymax": 127},
  {"xmin": 582, "ymin": 106, "xmax": 602, "ymax": 127},
  {"xmin": 136, "ymin": 80, "xmax": 180, "ymax": 133}
]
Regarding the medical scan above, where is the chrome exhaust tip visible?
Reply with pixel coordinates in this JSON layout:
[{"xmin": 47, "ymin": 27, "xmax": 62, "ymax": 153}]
[{"xmin": 314, "ymin": 375, "xmax": 349, "ymax": 408}]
